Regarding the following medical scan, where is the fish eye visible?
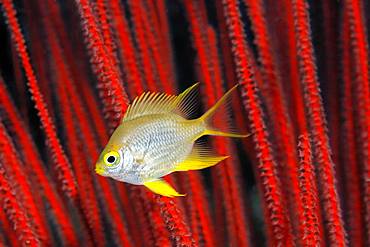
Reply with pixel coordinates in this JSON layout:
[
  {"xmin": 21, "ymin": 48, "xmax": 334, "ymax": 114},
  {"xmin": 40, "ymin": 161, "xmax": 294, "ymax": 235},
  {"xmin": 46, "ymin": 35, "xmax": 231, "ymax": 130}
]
[
  {"xmin": 103, "ymin": 151, "xmax": 120, "ymax": 166},
  {"xmin": 107, "ymin": 156, "xmax": 115, "ymax": 163}
]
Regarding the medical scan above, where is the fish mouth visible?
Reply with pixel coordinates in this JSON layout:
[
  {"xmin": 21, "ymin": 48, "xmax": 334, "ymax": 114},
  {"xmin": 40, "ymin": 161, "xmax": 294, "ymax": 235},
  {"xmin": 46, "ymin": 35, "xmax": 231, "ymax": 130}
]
[{"xmin": 95, "ymin": 166, "xmax": 105, "ymax": 175}]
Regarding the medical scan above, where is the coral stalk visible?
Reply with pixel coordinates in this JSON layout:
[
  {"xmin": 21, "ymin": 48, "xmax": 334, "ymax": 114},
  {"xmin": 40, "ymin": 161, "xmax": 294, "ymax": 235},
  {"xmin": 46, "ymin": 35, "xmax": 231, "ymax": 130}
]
[
  {"xmin": 75, "ymin": 0, "xmax": 129, "ymax": 130},
  {"xmin": 0, "ymin": 163, "xmax": 40, "ymax": 246},
  {"xmin": 291, "ymin": 0, "xmax": 346, "ymax": 245},
  {"xmin": 340, "ymin": 9, "xmax": 365, "ymax": 245},
  {"xmin": 152, "ymin": 0, "xmax": 176, "ymax": 84},
  {"xmin": 297, "ymin": 134, "xmax": 322, "ymax": 246},
  {"xmin": 44, "ymin": 19, "xmax": 133, "ymax": 245},
  {"xmin": 0, "ymin": 0, "xmax": 78, "ymax": 200},
  {"xmin": 0, "ymin": 0, "xmax": 368, "ymax": 245},
  {"xmin": 157, "ymin": 196, "xmax": 195, "ymax": 246},
  {"xmin": 243, "ymin": 0, "xmax": 303, "ymax": 237},
  {"xmin": 221, "ymin": 0, "xmax": 294, "ymax": 245},
  {"xmin": 140, "ymin": 0, "xmax": 173, "ymax": 93},
  {"xmin": 107, "ymin": 0, "xmax": 144, "ymax": 96},
  {"xmin": 279, "ymin": 0, "xmax": 309, "ymax": 135},
  {"xmin": 127, "ymin": 0, "xmax": 159, "ymax": 92},
  {"xmin": 208, "ymin": 27, "xmax": 250, "ymax": 247},
  {"xmin": 0, "ymin": 123, "xmax": 49, "ymax": 244},
  {"xmin": 344, "ymin": 0, "xmax": 370, "ymax": 242},
  {"xmin": 0, "ymin": 79, "xmax": 79, "ymax": 246},
  {"xmin": 39, "ymin": 6, "xmax": 105, "ymax": 245}
]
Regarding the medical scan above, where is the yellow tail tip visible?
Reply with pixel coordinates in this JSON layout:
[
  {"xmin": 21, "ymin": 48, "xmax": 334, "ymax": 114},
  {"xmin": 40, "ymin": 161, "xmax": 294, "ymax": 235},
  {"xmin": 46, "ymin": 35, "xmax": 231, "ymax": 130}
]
[
  {"xmin": 204, "ymin": 130, "xmax": 251, "ymax": 138},
  {"xmin": 161, "ymin": 193, "xmax": 186, "ymax": 198}
]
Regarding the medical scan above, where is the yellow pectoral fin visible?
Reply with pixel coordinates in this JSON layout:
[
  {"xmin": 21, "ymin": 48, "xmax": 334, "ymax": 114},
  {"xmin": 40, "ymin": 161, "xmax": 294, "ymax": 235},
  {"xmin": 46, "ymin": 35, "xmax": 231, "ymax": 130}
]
[
  {"xmin": 174, "ymin": 145, "xmax": 229, "ymax": 172},
  {"xmin": 144, "ymin": 179, "xmax": 185, "ymax": 197}
]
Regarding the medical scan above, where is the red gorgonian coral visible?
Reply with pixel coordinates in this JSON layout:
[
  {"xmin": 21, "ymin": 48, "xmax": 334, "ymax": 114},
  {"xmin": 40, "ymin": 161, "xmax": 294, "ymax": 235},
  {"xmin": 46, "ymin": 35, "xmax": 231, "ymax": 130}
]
[{"xmin": 0, "ymin": 0, "xmax": 368, "ymax": 246}]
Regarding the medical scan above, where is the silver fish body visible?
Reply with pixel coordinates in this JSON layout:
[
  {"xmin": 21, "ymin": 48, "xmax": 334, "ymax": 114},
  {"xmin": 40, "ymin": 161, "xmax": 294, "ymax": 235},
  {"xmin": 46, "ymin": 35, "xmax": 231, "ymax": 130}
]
[{"xmin": 106, "ymin": 114, "xmax": 204, "ymax": 184}]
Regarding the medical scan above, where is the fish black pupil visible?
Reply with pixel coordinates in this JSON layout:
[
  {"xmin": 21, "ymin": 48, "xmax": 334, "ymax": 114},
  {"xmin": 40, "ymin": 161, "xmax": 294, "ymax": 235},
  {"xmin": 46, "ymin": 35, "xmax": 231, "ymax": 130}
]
[{"xmin": 107, "ymin": 156, "xmax": 115, "ymax": 163}]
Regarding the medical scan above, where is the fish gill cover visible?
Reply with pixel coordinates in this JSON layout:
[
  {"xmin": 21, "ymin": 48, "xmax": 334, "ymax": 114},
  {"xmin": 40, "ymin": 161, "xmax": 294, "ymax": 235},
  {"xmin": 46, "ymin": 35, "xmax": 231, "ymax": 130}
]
[{"xmin": 0, "ymin": 0, "xmax": 369, "ymax": 246}]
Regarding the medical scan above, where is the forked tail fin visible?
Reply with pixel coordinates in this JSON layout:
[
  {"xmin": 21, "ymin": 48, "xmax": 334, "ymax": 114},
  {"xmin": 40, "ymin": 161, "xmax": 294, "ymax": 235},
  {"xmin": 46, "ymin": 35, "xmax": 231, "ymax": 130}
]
[{"xmin": 198, "ymin": 84, "xmax": 250, "ymax": 138}]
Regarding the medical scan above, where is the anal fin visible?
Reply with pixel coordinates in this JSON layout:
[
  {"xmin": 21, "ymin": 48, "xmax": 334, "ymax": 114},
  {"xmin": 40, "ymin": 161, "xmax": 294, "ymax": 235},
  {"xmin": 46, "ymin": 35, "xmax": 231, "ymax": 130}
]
[
  {"xmin": 174, "ymin": 145, "xmax": 229, "ymax": 172},
  {"xmin": 144, "ymin": 179, "xmax": 185, "ymax": 197}
]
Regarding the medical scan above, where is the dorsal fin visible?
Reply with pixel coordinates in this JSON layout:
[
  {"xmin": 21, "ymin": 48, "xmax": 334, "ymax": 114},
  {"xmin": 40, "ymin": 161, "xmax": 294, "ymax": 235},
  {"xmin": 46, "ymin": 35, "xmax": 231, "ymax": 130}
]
[{"xmin": 122, "ymin": 83, "xmax": 199, "ymax": 122}]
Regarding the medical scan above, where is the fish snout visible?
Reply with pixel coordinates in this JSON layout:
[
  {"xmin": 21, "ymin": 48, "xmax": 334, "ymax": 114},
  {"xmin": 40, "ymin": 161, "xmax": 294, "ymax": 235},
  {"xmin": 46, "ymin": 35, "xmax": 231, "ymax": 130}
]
[{"xmin": 95, "ymin": 163, "xmax": 106, "ymax": 175}]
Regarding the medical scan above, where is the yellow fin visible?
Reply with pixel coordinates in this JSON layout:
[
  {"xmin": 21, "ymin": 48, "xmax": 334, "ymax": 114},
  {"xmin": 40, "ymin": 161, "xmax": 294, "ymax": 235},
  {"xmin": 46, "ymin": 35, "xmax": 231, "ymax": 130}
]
[
  {"xmin": 122, "ymin": 83, "xmax": 199, "ymax": 122},
  {"xmin": 204, "ymin": 130, "xmax": 251, "ymax": 138},
  {"xmin": 174, "ymin": 145, "xmax": 228, "ymax": 171},
  {"xmin": 144, "ymin": 179, "xmax": 185, "ymax": 197}
]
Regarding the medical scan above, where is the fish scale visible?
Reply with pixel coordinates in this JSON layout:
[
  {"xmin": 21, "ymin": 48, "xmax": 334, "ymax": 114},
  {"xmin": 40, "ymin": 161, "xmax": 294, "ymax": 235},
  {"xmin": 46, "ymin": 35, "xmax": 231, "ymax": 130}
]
[{"xmin": 129, "ymin": 117, "xmax": 202, "ymax": 180}]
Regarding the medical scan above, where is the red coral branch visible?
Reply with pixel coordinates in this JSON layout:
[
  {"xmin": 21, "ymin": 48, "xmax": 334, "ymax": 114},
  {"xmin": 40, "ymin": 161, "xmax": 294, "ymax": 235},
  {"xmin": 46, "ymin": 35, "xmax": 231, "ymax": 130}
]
[
  {"xmin": 157, "ymin": 196, "xmax": 195, "ymax": 246},
  {"xmin": 143, "ymin": 190, "xmax": 172, "ymax": 246},
  {"xmin": 179, "ymin": 174, "xmax": 201, "ymax": 245},
  {"xmin": 291, "ymin": 0, "xmax": 347, "ymax": 245},
  {"xmin": 182, "ymin": 172, "xmax": 215, "ymax": 246},
  {"xmin": 321, "ymin": 0, "xmax": 341, "ymax": 173},
  {"xmin": 0, "ymin": 0, "xmax": 78, "ymax": 200},
  {"xmin": 130, "ymin": 187, "xmax": 156, "ymax": 246},
  {"xmin": 149, "ymin": 205, "xmax": 172, "ymax": 246},
  {"xmin": 44, "ymin": 0, "xmax": 109, "ymax": 144},
  {"xmin": 0, "ymin": 0, "xmax": 368, "ymax": 245},
  {"xmin": 0, "ymin": 78, "xmax": 79, "ymax": 246},
  {"xmin": 0, "ymin": 163, "xmax": 40, "ymax": 246},
  {"xmin": 297, "ymin": 134, "xmax": 322, "ymax": 246},
  {"xmin": 95, "ymin": 0, "xmax": 117, "ymax": 63},
  {"xmin": 127, "ymin": 0, "xmax": 158, "ymax": 91},
  {"xmin": 0, "ymin": 209, "xmax": 18, "ymax": 246},
  {"xmin": 0, "ymin": 123, "xmax": 49, "ymax": 244},
  {"xmin": 221, "ymin": 0, "xmax": 294, "ymax": 245},
  {"xmin": 140, "ymin": 0, "xmax": 173, "ymax": 93},
  {"xmin": 10, "ymin": 43, "xmax": 28, "ymax": 126},
  {"xmin": 46, "ymin": 23, "xmax": 105, "ymax": 244},
  {"xmin": 107, "ymin": 0, "xmax": 144, "ymax": 96},
  {"xmin": 279, "ymin": 0, "xmax": 308, "ymax": 135},
  {"xmin": 152, "ymin": 0, "xmax": 177, "ymax": 84},
  {"xmin": 75, "ymin": 0, "xmax": 129, "ymax": 130},
  {"xmin": 41, "ymin": 8, "xmax": 133, "ymax": 243},
  {"xmin": 24, "ymin": 0, "xmax": 55, "ymax": 120},
  {"xmin": 115, "ymin": 184, "xmax": 142, "ymax": 246},
  {"xmin": 51, "ymin": 16, "xmax": 135, "ymax": 247},
  {"xmin": 344, "ymin": 1, "xmax": 370, "ymax": 241},
  {"xmin": 243, "ymin": 0, "xmax": 303, "ymax": 236},
  {"xmin": 340, "ymin": 10, "xmax": 365, "ymax": 245},
  {"xmin": 208, "ymin": 27, "xmax": 250, "ymax": 247}
]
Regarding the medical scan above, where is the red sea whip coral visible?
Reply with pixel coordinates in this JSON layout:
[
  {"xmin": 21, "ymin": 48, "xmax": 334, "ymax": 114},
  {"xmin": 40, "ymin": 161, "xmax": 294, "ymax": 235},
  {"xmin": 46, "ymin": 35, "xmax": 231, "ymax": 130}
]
[
  {"xmin": 0, "ymin": 0, "xmax": 369, "ymax": 246},
  {"xmin": 344, "ymin": 0, "xmax": 370, "ymax": 240},
  {"xmin": 1, "ymin": 0, "xmax": 78, "ymax": 200},
  {"xmin": 221, "ymin": 0, "xmax": 293, "ymax": 245},
  {"xmin": 291, "ymin": 0, "xmax": 346, "ymax": 245},
  {"xmin": 297, "ymin": 134, "xmax": 322, "ymax": 246}
]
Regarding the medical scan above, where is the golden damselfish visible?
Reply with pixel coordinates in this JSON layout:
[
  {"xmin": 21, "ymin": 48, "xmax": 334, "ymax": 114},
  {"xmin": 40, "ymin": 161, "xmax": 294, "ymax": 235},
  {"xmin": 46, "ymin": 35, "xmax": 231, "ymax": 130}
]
[{"xmin": 95, "ymin": 83, "xmax": 248, "ymax": 197}]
